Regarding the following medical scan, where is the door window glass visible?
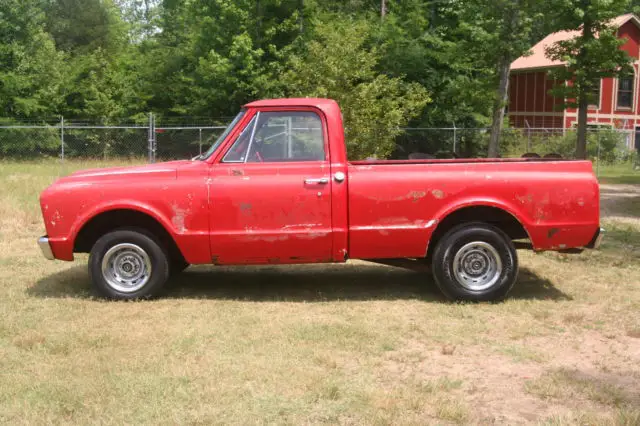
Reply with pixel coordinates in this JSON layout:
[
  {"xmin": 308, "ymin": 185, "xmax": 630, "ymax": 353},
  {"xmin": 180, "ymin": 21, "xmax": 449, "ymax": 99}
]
[
  {"xmin": 222, "ymin": 115, "xmax": 257, "ymax": 163},
  {"xmin": 223, "ymin": 111, "xmax": 325, "ymax": 163}
]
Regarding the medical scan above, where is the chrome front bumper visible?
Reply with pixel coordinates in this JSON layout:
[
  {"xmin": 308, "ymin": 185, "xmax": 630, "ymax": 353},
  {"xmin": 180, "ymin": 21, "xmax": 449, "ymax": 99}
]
[
  {"xmin": 586, "ymin": 227, "xmax": 605, "ymax": 249},
  {"xmin": 38, "ymin": 236, "xmax": 55, "ymax": 260}
]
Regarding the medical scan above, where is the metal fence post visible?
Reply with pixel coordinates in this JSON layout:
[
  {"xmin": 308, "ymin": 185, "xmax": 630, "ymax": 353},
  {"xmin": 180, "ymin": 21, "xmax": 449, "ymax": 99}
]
[
  {"xmin": 148, "ymin": 112, "xmax": 154, "ymax": 163},
  {"xmin": 60, "ymin": 116, "xmax": 65, "ymax": 162},
  {"xmin": 199, "ymin": 128, "xmax": 203, "ymax": 155},
  {"xmin": 596, "ymin": 129, "xmax": 601, "ymax": 178},
  {"xmin": 452, "ymin": 122, "xmax": 457, "ymax": 154},
  {"xmin": 152, "ymin": 113, "xmax": 156, "ymax": 163}
]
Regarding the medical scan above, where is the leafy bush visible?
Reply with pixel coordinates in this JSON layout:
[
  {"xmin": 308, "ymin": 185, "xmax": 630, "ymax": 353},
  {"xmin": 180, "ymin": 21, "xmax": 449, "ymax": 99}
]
[{"xmin": 502, "ymin": 128, "xmax": 631, "ymax": 163}]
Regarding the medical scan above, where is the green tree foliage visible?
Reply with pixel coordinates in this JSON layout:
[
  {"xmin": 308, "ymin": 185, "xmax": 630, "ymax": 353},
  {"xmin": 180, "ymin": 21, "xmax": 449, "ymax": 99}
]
[
  {"xmin": 280, "ymin": 16, "xmax": 430, "ymax": 159},
  {"xmin": 0, "ymin": 0, "xmax": 65, "ymax": 117},
  {"xmin": 1, "ymin": 0, "xmax": 639, "ymax": 158},
  {"xmin": 375, "ymin": 1, "xmax": 495, "ymax": 128},
  {"xmin": 45, "ymin": 0, "xmax": 128, "ymax": 53},
  {"xmin": 459, "ymin": 0, "xmax": 546, "ymax": 157}
]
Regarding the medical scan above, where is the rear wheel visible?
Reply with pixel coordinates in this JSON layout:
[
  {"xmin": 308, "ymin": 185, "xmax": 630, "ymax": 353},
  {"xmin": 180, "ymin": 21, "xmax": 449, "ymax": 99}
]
[
  {"xmin": 431, "ymin": 223, "xmax": 518, "ymax": 301},
  {"xmin": 88, "ymin": 229, "xmax": 169, "ymax": 300}
]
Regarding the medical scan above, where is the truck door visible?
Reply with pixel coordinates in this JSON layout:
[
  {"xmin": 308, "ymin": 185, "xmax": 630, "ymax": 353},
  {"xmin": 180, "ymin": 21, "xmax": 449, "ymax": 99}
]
[{"xmin": 208, "ymin": 108, "xmax": 334, "ymax": 264}]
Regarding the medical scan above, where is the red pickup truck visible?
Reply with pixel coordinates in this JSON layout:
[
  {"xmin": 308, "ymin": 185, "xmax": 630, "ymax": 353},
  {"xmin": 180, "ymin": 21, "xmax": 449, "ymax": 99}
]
[{"xmin": 38, "ymin": 98, "xmax": 603, "ymax": 301}]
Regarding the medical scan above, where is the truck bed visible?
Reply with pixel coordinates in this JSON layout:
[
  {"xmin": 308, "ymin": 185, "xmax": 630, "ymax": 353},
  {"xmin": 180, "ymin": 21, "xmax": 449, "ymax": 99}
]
[{"xmin": 346, "ymin": 159, "xmax": 600, "ymax": 259}]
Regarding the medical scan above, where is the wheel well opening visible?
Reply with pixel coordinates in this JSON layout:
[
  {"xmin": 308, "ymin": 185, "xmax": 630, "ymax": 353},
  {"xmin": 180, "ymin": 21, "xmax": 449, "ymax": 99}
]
[
  {"xmin": 427, "ymin": 206, "xmax": 529, "ymax": 258},
  {"xmin": 74, "ymin": 209, "xmax": 185, "ymax": 263}
]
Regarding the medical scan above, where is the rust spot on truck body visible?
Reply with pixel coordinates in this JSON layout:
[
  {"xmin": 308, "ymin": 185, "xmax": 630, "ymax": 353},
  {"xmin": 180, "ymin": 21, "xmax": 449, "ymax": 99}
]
[{"xmin": 239, "ymin": 203, "xmax": 252, "ymax": 216}]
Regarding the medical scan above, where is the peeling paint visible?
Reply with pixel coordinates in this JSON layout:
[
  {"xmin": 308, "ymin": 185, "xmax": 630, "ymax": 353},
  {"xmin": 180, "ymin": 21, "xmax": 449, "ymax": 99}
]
[
  {"xmin": 377, "ymin": 217, "xmax": 411, "ymax": 225},
  {"xmin": 515, "ymin": 193, "xmax": 533, "ymax": 204},
  {"xmin": 171, "ymin": 204, "xmax": 189, "ymax": 232},
  {"xmin": 548, "ymin": 228, "xmax": 559, "ymax": 238},
  {"xmin": 231, "ymin": 169, "xmax": 244, "ymax": 176},
  {"xmin": 50, "ymin": 210, "xmax": 62, "ymax": 227},
  {"xmin": 246, "ymin": 235, "xmax": 290, "ymax": 243},
  {"xmin": 282, "ymin": 223, "xmax": 321, "ymax": 230},
  {"xmin": 431, "ymin": 189, "xmax": 445, "ymax": 199},
  {"xmin": 409, "ymin": 191, "xmax": 426, "ymax": 203}
]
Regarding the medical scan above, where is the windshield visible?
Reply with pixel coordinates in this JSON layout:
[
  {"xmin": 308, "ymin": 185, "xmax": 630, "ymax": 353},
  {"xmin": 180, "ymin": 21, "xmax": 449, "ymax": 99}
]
[{"xmin": 201, "ymin": 109, "xmax": 246, "ymax": 160}]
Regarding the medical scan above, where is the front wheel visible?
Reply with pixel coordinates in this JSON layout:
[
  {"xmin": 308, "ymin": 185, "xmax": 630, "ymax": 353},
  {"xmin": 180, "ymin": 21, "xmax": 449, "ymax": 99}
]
[
  {"xmin": 170, "ymin": 257, "xmax": 190, "ymax": 276},
  {"xmin": 431, "ymin": 223, "xmax": 518, "ymax": 302},
  {"xmin": 88, "ymin": 229, "xmax": 170, "ymax": 300}
]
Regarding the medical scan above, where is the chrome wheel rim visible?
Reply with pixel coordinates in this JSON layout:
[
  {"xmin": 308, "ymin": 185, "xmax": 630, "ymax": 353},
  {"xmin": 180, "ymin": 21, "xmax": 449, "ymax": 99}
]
[
  {"xmin": 452, "ymin": 241, "xmax": 502, "ymax": 291},
  {"xmin": 101, "ymin": 243, "xmax": 152, "ymax": 293}
]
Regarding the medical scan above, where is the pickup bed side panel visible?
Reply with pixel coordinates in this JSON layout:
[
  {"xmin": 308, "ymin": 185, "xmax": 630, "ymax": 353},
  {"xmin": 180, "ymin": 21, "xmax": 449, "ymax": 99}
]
[{"xmin": 347, "ymin": 161, "xmax": 599, "ymax": 259}]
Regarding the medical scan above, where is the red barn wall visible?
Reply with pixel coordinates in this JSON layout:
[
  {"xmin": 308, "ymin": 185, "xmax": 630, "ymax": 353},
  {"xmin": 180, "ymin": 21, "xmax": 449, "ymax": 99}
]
[
  {"xmin": 508, "ymin": 19, "xmax": 640, "ymax": 149},
  {"xmin": 508, "ymin": 71, "xmax": 563, "ymax": 128}
]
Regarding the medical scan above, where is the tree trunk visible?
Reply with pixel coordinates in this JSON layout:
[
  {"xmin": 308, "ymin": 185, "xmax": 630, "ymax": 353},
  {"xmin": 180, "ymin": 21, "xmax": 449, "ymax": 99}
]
[
  {"xmin": 256, "ymin": 0, "xmax": 262, "ymax": 48},
  {"xmin": 575, "ymin": 14, "xmax": 593, "ymax": 160},
  {"xmin": 576, "ymin": 93, "xmax": 588, "ymax": 159},
  {"xmin": 299, "ymin": 0, "xmax": 304, "ymax": 34},
  {"xmin": 488, "ymin": 54, "xmax": 511, "ymax": 158},
  {"xmin": 487, "ymin": 2, "xmax": 519, "ymax": 158},
  {"xmin": 381, "ymin": 0, "xmax": 386, "ymax": 20}
]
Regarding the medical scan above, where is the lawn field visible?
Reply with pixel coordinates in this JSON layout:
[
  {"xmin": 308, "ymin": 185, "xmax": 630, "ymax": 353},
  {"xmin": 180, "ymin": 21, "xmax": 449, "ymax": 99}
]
[
  {"xmin": 597, "ymin": 162, "xmax": 640, "ymax": 185},
  {"xmin": 1, "ymin": 160, "xmax": 639, "ymax": 425}
]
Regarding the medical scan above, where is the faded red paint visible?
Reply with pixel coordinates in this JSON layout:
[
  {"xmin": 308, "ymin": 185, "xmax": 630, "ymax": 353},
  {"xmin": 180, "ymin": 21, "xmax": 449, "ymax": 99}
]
[{"xmin": 39, "ymin": 98, "xmax": 601, "ymax": 265}]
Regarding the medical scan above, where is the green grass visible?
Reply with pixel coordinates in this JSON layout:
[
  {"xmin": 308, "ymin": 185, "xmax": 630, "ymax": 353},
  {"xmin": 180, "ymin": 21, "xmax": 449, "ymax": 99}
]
[
  {"xmin": 0, "ymin": 159, "xmax": 639, "ymax": 424},
  {"xmin": 597, "ymin": 162, "xmax": 640, "ymax": 184}
]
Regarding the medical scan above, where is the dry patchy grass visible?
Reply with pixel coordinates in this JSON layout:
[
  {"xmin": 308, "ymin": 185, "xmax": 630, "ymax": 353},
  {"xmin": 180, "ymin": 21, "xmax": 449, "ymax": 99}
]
[{"xmin": 0, "ymin": 160, "xmax": 639, "ymax": 424}]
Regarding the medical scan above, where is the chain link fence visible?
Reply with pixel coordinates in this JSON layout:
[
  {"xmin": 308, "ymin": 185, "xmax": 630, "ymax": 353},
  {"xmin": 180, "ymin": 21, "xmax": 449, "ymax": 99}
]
[
  {"xmin": 0, "ymin": 115, "xmax": 227, "ymax": 163},
  {"xmin": 1, "ymin": 116, "xmax": 638, "ymax": 176}
]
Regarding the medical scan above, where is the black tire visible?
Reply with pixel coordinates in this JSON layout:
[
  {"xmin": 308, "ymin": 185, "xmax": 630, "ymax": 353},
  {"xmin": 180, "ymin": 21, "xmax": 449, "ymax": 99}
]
[
  {"xmin": 170, "ymin": 258, "xmax": 190, "ymax": 276},
  {"xmin": 88, "ymin": 229, "xmax": 170, "ymax": 300},
  {"xmin": 431, "ymin": 222, "xmax": 518, "ymax": 302}
]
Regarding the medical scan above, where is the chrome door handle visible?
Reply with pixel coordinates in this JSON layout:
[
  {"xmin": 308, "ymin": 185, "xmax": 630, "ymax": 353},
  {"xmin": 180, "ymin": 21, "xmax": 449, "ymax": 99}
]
[{"xmin": 304, "ymin": 177, "xmax": 329, "ymax": 185}]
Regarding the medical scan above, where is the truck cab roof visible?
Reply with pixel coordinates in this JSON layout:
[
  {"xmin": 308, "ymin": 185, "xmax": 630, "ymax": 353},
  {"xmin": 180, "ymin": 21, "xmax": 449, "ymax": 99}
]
[{"xmin": 244, "ymin": 98, "xmax": 339, "ymax": 110}]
